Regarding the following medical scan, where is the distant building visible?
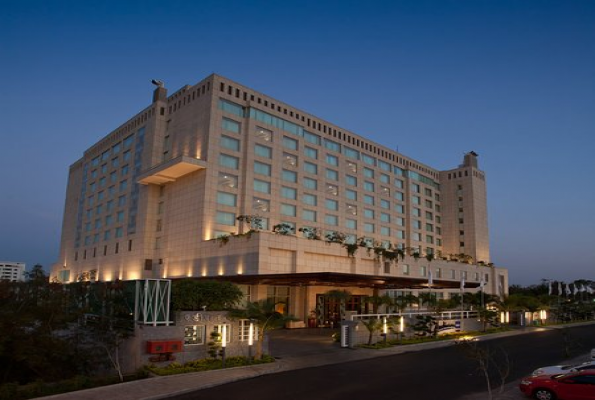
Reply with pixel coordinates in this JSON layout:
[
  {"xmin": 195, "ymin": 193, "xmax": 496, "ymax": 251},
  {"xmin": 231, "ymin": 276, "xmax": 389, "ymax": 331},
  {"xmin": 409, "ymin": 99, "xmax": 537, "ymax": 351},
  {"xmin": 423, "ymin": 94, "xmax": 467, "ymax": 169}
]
[
  {"xmin": 52, "ymin": 74, "xmax": 508, "ymax": 323},
  {"xmin": 0, "ymin": 261, "xmax": 26, "ymax": 282}
]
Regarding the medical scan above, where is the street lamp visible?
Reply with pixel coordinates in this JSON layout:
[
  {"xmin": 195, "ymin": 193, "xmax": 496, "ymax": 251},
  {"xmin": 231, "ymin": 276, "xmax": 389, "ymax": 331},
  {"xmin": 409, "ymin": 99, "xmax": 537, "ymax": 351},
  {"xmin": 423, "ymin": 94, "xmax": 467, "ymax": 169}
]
[
  {"xmin": 248, "ymin": 320, "xmax": 254, "ymax": 362},
  {"xmin": 221, "ymin": 324, "xmax": 227, "ymax": 368}
]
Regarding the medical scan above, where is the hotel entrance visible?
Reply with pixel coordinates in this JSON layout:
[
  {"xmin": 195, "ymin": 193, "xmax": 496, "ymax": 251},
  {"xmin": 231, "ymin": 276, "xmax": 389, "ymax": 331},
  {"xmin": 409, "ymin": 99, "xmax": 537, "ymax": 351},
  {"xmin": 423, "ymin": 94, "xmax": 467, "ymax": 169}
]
[{"xmin": 315, "ymin": 293, "xmax": 366, "ymax": 327}]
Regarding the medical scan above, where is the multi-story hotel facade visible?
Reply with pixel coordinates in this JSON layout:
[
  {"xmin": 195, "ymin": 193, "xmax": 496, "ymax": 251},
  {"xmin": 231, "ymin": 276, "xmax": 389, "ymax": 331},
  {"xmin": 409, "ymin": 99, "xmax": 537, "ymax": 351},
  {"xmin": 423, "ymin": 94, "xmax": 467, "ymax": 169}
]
[
  {"xmin": 0, "ymin": 261, "xmax": 26, "ymax": 282},
  {"xmin": 52, "ymin": 74, "xmax": 508, "ymax": 322}
]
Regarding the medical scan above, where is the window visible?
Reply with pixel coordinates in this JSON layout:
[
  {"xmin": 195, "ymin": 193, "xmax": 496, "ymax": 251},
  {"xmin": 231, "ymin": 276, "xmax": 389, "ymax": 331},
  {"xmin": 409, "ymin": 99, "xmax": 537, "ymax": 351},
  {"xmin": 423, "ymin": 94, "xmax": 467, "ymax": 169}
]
[
  {"xmin": 217, "ymin": 192, "xmax": 237, "ymax": 207},
  {"xmin": 303, "ymin": 193, "xmax": 317, "ymax": 206},
  {"xmin": 121, "ymin": 164, "xmax": 129, "ymax": 175},
  {"xmin": 254, "ymin": 161, "xmax": 271, "ymax": 176},
  {"xmin": 395, "ymin": 192, "xmax": 404, "ymax": 201},
  {"xmin": 221, "ymin": 135, "xmax": 240, "ymax": 151},
  {"xmin": 303, "ymin": 130, "xmax": 321, "ymax": 145},
  {"xmin": 282, "ymin": 169, "xmax": 297, "ymax": 183},
  {"xmin": 253, "ymin": 198, "xmax": 269, "ymax": 212},
  {"xmin": 412, "ymin": 183, "xmax": 420, "ymax": 193},
  {"xmin": 364, "ymin": 223, "xmax": 375, "ymax": 233},
  {"xmin": 282, "ymin": 136, "xmax": 298, "ymax": 150},
  {"xmin": 345, "ymin": 219, "xmax": 357, "ymax": 229},
  {"xmin": 420, "ymin": 266, "xmax": 427, "ymax": 277},
  {"xmin": 280, "ymin": 203, "xmax": 297, "ymax": 217},
  {"xmin": 345, "ymin": 189, "xmax": 357, "ymax": 200},
  {"xmin": 396, "ymin": 230, "xmax": 405, "ymax": 239},
  {"xmin": 238, "ymin": 319, "xmax": 259, "ymax": 342},
  {"xmin": 362, "ymin": 153, "xmax": 376, "ymax": 165},
  {"xmin": 218, "ymin": 173, "xmax": 238, "ymax": 188},
  {"xmin": 402, "ymin": 264, "xmax": 410, "ymax": 275},
  {"xmin": 363, "ymin": 194, "xmax": 374, "ymax": 205},
  {"xmin": 123, "ymin": 134, "xmax": 134, "ymax": 147},
  {"xmin": 344, "ymin": 175, "xmax": 357, "ymax": 187},
  {"xmin": 325, "ymin": 199, "xmax": 338, "ymax": 211},
  {"xmin": 281, "ymin": 186, "xmax": 297, "ymax": 200},
  {"xmin": 304, "ymin": 146, "xmax": 318, "ymax": 159},
  {"xmin": 343, "ymin": 146, "xmax": 360, "ymax": 160},
  {"xmin": 364, "ymin": 181, "xmax": 374, "ymax": 192},
  {"xmin": 303, "ymin": 177, "xmax": 317, "ymax": 190},
  {"xmin": 346, "ymin": 161, "xmax": 357, "ymax": 173},
  {"xmin": 326, "ymin": 154, "xmax": 339, "ymax": 166},
  {"xmin": 346, "ymin": 204, "xmax": 357, "ymax": 215},
  {"xmin": 117, "ymin": 211, "xmax": 125, "ymax": 222},
  {"xmin": 216, "ymin": 211, "xmax": 236, "ymax": 226},
  {"xmin": 219, "ymin": 154, "xmax": 239, "ymax": 169},
  {"xmin": 304, "ymin": 162, "xmax": 318, "ymax": 174},
  {"xmin": 255, "ymin": 126, "xmax": 272, "ymax": 141},
  {"xmin": 425, "ymin": 199, "xmax": 433, "ymax": 208},
  {"xmin": 119, "ymin": 180, "xmax": 127, "ymax": 191},
  {"xmin": 380, "ymin": 226, "xmax": 390, "ymax": 236},
  {"xmin": 184, "ymin": 325, "xmax": 206, "ymax": 345},
  {"xmin": 254, "ymin": 144, "xmax": 273, "ymax": 158},
  {"xmin": 324, "ymin": 139, "xmax": 341, "ymax": 152},
  {"xmin": 106, "ymin": 200, "xmax": 114, "ymax": 212},
  {"xmin": 380, "ymin": 212, "xmax": 390, "ymax": 223},
  {"xmin": 364, "ymin": 208, "xmax": 375, "ymax": 219},
  {"xmin": 394, "ymin": 179, "xmax": 404, "ymax": 189},
  {"xmin": 363, "ymin": 167, "xmax": 374, "ymax": 178},
  {"xmin": 222, "ymin": 118, "xmax": 240, "ymax": 133},
  {"xmin": 412, "ymin": 195, "xmax": 421, "ymax": 205},
  {"xmin": 413, "ymin": 208, "xmax": 421, "ymax": 217},
  {"xmin": 426, "ymin": 223, "xmax": 434, "ymax": 232},
  {"xmin": 123, "ymin": 150, "xmax": 131, "ymax": 162},
  {"xmin": 413, "ymin": 220, "xmax": 422, "ymax": 229},
  {"xmin": 302, "ymin": 209, "xmax": 317, "ymax": 222},
  {"xmin": 253, "ymin": 179, "xmax": 271, "ymax": 194},
  {"xmin": 115, "ymin": 227, "xmax": 123, "ymax": 238},
  {"xmin": 326, "ymin": 168, "xmax": 338, "ymax": 181},
  {"xmin": 325, "ymin": 214, "xmax": 338, "ymax": 226},
  {"xmin": 380, "ymin": 173, "xmax": 390, "ymax": 184},
  {"xmin": 283, "ymin": 153, "xmax": 297, "ymax": 167}
]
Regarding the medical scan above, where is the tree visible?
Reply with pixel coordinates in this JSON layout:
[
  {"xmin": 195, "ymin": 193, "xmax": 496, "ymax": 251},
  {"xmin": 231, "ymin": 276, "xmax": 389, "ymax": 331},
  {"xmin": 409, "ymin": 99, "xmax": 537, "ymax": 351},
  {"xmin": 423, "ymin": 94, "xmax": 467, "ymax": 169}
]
[
  {"xmin": 228, "ymin": 300, "xmax": 297, "ymax": 359},
  {"xmin": 362, "ymin": 318, "xmax": 383, "ymax": 345},
  {"xmin": 171, "ymin": 280, "xmax": 244, "ymax": 311}
]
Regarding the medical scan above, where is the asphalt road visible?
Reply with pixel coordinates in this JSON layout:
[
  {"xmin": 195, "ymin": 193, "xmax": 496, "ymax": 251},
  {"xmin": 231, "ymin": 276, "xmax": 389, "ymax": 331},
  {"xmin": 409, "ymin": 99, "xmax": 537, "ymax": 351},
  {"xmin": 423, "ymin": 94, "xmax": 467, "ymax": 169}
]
[{"xmin": 172, "ymin": 325, "xmax": 595, "ymax": 400}]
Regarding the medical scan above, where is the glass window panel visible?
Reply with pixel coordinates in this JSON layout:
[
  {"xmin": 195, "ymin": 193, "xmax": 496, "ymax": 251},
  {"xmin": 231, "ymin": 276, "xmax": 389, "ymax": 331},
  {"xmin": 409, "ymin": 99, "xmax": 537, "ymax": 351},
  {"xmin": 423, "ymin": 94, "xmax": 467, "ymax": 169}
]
[{"xmin": 217, "ymin": 192, "xmax": 237, "ymax": 207}]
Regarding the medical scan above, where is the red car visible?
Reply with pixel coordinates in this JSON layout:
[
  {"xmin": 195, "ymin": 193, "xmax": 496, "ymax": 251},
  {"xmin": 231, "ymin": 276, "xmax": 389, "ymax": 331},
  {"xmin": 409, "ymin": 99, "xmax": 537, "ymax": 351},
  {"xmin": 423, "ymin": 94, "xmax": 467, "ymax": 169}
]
[{"xmin": 519, "ymin": 370, "xmax": 595, "ymax": 400}]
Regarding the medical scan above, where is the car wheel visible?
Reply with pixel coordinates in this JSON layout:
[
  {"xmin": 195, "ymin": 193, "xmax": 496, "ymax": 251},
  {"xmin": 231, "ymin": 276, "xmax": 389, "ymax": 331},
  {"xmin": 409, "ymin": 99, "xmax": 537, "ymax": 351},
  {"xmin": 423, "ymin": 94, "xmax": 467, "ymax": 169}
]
[{"xmin": 533, "ymin": 388, "xmax": 556, "ymax": 400}]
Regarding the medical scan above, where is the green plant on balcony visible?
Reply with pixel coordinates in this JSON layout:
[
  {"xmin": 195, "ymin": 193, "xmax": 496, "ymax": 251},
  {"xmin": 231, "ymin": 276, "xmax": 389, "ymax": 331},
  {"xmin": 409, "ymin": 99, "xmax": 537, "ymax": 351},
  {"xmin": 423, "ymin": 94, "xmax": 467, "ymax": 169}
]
[
  {"xmin": 343, "ymin": 243, "xmax": 359, "ymax": 258},
  {"xmin": 298, "ymin": 226, "xmax": 321, "ymax": 240},
  {"xmin": 272, "ymin": 223, "xmax": 294, "ymax": 235},
  {"xmin": 325, "ymin": 231, "xmax": 346, "ymax": 244},
  {"xmin": 215, "ymin": 234, "xmax": 230, "ymax": 247}
]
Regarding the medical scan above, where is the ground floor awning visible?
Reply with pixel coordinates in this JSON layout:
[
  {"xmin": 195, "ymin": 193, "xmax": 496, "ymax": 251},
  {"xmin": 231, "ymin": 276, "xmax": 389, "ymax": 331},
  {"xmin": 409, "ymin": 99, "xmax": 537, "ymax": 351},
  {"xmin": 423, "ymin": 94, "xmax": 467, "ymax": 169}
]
[{"xmin": 193, "ymin": 272, "xmax": 479, "ymax": 290}]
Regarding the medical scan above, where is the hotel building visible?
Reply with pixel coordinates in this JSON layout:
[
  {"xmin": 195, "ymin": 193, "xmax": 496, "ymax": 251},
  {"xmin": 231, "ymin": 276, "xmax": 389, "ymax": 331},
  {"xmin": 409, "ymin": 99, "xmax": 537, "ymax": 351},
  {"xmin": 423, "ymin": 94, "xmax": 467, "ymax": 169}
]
[
  {"xmin": 0, "ymin": 261, "xmax": 26, "ymax": 282},
  {"xmin": 52, "ymin": 74, "xmax": 508, "ymax": 322}
]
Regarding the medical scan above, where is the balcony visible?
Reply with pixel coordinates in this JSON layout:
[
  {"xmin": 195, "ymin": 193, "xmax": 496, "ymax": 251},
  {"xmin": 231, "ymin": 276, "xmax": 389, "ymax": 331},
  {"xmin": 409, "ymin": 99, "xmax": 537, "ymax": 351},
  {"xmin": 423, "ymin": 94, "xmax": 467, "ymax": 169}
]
[{"xmin": 137, "ymin": 156, "xmax": 207, "ymax": 185}]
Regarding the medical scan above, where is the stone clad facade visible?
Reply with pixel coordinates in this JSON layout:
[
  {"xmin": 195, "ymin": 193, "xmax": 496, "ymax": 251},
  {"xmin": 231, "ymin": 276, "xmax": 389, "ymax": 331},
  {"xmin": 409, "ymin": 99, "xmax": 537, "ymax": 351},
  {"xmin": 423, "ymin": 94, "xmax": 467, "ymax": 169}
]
[{"xmin": 52, "ymin": 73, "xmax": 508, "ymax": 323}]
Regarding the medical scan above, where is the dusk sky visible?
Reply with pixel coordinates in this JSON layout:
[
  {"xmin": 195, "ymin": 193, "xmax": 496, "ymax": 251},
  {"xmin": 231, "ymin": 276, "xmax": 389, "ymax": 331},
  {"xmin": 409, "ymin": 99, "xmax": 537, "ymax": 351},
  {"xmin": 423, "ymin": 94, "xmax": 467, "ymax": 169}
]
[{"xmin": 1, "ymin": 0, "xmax": 593, "ymax": 285}]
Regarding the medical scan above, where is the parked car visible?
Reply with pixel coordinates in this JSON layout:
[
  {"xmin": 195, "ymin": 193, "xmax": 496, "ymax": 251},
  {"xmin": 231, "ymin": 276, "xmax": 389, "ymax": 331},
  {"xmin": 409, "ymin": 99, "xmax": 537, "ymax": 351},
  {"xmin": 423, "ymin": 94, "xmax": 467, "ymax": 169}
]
[
  {"xmin": 532, "ymin": 361, "xmax": 595, "ymax": 376},
  {"xmin": 519, "ymin": 370, "xmax": 595, "ymax": 400}
]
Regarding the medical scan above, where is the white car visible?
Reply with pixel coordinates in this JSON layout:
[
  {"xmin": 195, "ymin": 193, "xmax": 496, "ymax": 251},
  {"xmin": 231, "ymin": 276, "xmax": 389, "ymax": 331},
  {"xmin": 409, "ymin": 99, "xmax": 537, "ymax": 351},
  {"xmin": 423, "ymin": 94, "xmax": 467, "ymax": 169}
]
[{"xmin": 532, "ymin": 360, "xmax": 595, "ymax": 376}]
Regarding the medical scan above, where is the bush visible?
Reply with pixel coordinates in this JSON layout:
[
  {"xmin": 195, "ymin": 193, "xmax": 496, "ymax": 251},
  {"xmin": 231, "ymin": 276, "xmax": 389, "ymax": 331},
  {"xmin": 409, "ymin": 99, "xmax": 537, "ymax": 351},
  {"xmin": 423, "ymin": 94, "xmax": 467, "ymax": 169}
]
[{"xmin": 146, "ymin": 355, "xmax": 275, "ymax": 376}]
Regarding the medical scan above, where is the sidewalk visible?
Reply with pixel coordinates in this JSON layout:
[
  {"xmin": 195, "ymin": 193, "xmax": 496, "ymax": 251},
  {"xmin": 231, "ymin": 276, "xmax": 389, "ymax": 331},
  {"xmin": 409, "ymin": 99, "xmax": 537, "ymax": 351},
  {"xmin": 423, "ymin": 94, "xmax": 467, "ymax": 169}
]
[{"xmin": 38, "ymin": 322, "xmax": 595, "ymax": 400}]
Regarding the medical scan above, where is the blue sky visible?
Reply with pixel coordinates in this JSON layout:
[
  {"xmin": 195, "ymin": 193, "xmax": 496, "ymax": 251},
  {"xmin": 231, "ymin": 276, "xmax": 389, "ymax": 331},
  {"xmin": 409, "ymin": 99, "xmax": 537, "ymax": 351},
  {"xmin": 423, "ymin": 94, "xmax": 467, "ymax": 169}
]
[{"xmin": 1, "ymin": 0, "xmax": 593, "ymax": 285}]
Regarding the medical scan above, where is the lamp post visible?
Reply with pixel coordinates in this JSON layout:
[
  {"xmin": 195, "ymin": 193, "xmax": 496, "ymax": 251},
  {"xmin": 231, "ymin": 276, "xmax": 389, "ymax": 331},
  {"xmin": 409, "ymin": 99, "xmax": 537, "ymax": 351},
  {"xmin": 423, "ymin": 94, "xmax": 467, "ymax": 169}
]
[
  {"xmin": 248, "ymin": 320, "xmax": 254, "ymax": 362},
  {"xmin": 382, "ymin": 316, "xmax": 388, "ymax": 344},
  {"xmin": 221, "ymin": 324, "xmax": 227, "ymax": 368}
]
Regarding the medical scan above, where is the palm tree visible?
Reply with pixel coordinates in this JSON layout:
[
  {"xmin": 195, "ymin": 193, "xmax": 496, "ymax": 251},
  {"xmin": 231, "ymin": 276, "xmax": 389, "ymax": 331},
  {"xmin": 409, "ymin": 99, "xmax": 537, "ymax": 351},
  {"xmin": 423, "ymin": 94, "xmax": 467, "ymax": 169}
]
[
  {"xmin": 229, "ymin": 299, "xmax": 297, "ymax": 359},
  {"xmin": 362, "ymin": 318, "xmax": 383, "ymax": 345}
]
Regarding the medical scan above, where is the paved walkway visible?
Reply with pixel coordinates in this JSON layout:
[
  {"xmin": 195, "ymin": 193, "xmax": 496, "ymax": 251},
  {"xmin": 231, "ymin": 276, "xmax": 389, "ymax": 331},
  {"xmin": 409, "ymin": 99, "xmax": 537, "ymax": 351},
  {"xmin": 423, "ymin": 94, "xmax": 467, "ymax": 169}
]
[{"xmin": 38, "ymin": 322, "xmax": 595, "ymax": 400}]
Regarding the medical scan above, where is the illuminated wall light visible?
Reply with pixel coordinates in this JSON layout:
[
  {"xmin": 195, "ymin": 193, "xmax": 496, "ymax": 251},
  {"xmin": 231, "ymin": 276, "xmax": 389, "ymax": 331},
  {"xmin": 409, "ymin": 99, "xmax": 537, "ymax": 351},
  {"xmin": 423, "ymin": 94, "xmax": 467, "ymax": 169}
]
[
  {"xmin": 221, "ymin": 325, "xmax": 227, "ymax": 348},
  {"xmin": 399, "ymin": 316, "xmax": 405, "ymax": 333},
  {"xmin": 248, "ymin": 322, "xmax": 254, "ymax": 346},
  {"xmin": 382, "ymin": 317, "xmax": 387, "ymax": 335}
]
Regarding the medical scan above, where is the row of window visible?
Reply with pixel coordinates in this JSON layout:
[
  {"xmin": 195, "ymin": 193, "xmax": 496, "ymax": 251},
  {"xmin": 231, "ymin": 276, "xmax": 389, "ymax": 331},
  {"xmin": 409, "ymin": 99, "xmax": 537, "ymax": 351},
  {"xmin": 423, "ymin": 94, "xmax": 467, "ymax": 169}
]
[
  {"xmin": 218, "ymin": 100, "xmax": 440, "ymax": 188},
  {"xmin": 74, "ymin": 239, "xmax": 133, "ymax": 260}
]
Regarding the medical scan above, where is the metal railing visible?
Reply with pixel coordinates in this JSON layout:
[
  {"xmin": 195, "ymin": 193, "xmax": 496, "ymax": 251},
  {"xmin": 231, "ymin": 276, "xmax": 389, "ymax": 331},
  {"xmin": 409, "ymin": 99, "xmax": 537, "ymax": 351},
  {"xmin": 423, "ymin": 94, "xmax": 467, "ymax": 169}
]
[{"xmin": 350, "ymin": 310, "xmax": 478, "ymax": 321}]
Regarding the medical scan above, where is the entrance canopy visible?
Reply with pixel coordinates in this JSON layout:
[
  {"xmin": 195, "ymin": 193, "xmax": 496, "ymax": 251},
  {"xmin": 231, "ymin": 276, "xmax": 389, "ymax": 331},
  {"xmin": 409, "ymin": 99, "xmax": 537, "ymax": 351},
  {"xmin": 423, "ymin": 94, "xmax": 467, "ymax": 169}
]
[{"xmin": 203, "ymin": 272, "xmax": 478, "ymax": 290}]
